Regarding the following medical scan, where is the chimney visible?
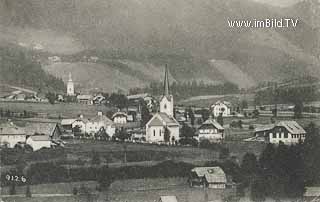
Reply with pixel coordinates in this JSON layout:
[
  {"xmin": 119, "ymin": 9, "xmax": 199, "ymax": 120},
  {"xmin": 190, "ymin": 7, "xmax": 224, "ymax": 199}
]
[
  {"xmin": 79, "ymin": 114, "xmax": 84, "ymax": 119},
  {"xmin": 97, "ymin": 112, "xmax": 103, "ymax": 116}
]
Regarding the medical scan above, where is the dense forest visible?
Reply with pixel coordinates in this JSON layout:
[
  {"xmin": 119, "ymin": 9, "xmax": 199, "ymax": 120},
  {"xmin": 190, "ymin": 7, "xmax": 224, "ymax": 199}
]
[
  {"xmin": 129, "ymin": 81, "xmax": 240, "ymax": 100},
  {"xmin": 0, "ymin": 46, "xmax": 65, "ymax": 93},
  {"xmin": 254, "ymin": 77, "xmax": 319, "ymax": 105}
]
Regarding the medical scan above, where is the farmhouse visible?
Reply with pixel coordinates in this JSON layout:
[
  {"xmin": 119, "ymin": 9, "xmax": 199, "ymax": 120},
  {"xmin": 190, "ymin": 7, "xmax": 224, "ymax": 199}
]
[
  {"xmin": 211, "ymin": 101, "xmax": 232, "ymax": 117},
  {"xmin": 146, "ymin": 66, "xmax": 180, "ymax": 144},
  {"xmin": 197, "ymin": 119, "xmax": 224, "ymax": 143},
  {"xmin": 61, "ymin": 118, "xmax": 77, "ymax": 132},
  {"xmin": 251, "ymin": 121, "xmax": 306, "ymax": 145},
  {"xmin": 86, "ymin": 112, "xmax": 116, "ymax": 137},
  {"xmin": 189, "ymin": 167, "xmax": 227, "ymax": 189},
  {"xmin": 268, "ymin": 121, "xmax": 306, "ymax": 145},
  {"xmin": 77, "ymin": 94, "xmax": 93, "ymax": 105},
  {"xmin": 0, "ymin": 122, "xmax": 26, "ymax": 148},
  {"xmin": 72, "ymin": 115, "xmax": 89, "ymax": 133},
  {"xmin": 24, "ymin": 122, "xmax": 62, "ymax": 140}
]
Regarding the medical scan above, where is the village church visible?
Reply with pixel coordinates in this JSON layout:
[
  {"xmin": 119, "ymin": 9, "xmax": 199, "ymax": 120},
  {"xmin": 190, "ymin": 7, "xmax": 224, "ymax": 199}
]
[{"xmin": 145, "ymin": 66, "xmax": 180, "ymax": 144}]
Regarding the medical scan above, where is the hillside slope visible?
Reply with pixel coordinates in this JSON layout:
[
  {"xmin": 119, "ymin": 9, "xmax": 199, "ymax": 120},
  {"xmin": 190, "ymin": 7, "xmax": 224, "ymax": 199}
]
[{"xmin": 0, "ymin": 0, "xmax": 319, "ymax": 92}]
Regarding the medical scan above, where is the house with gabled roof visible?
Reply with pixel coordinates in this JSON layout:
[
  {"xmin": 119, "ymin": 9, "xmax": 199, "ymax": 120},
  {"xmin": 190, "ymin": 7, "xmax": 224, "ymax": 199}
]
[
  {"xmin": 0, "ymin": 122, "xmax": 26, "ymax": 148},
  {"xmin": 189, "ymin": 167, "xmax": 227, "ymax": 189},
  {"xmin": 268, "ymin": 120, "xmax": 306, "ymax": 145},
  {"xmin": 145, "ymin": 66, "xmax": 180, "ymax": 144},
  {"xmin": 197, "ymin": 119, "xmax": 224, "ymax": 143},
  {"xmin": 247, "ymin": 121, "xmax": 306, "ymax": 145},
  {"xmin": 24, "ymin": 122, "xmax": 62, "ymax": 140}
]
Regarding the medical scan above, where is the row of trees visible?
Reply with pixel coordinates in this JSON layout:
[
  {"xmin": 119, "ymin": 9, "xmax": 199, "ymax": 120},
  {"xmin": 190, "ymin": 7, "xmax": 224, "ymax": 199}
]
[
  {"xmin": 0, "ymin": 108, "xmax": 37, "ymax": 118},
  {"xmin": 129, "ymin": 81, "xmax": 239, "ymax": 100}
]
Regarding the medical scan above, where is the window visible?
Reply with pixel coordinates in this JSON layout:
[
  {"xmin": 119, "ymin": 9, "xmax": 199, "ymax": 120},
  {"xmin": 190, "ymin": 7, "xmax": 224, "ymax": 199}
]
[
  {"xmin": 284, "ymin": 133, "xmax": 288, "ymax": 138},
  {"xmin": 153, "ymin": 130, "xmax": 155, "ymax": 136},
  {"xmin": 272, "ymin": 133, "xmax": 276, "ymax": 138},
  {"xmin": 164, "ymin": 104, "xmax": 167, "ymax": 109}
]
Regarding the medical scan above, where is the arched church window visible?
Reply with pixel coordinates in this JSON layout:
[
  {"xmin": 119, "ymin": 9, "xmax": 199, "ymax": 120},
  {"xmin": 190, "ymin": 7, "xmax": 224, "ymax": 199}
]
[{"xmin": 164, "ymin": 104, "xmax": 167, "ymax": 109}]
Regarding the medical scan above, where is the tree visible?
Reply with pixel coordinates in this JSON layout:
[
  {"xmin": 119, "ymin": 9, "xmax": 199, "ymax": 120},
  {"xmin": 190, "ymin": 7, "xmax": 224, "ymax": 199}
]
[
  {"xmin": 9, "ymin": 183, "xmax": 16, "ymax": 195},
  {"xmin": 200, "ymin": 109, "xmax": 210, "ymax": 122},
  {"xmin": 26, "ymin": 185, "xmax": 32, "ymax": 197},
  {"xmin": 241, "ymin": 153, "xmax": 258, "ymax": 176},
  {"xmin": 114, "ymin": 128, "xmax": 130, "ymax": 142},
  {"xmin": 140, "ymin": 100, "xmax": 152, "ymax": 127},
  {"xmin": 109, "ymin": 93, "xmax": 128, "ymax": 110},
  {"xmin": 46, "ymin": 92, "xmax": 56, "ymax": 104},
  {"xmin": 250, "ymin": 178, "xmax": 267, "ymax": 202},
  {"xmin": 241, "ymin": 100, "xmax": 248, "ymax": 110},
  {"xmin": 164, "ymin": 126, "xmax": 171, "ymax": 143},
  {"xmin": 293, "ymin": 101, "xmax": 303, "ymax": 119},
  {"xmin": 188, "ymin": 107, "xmax": 195, "ymax": 126},
  {"xmin": 180, "ymin": 123, "xmax": 195, "ymax": 139},
  {"xmin": 217, "ymin": 113, "xmax": 223, "ymax": 126}
]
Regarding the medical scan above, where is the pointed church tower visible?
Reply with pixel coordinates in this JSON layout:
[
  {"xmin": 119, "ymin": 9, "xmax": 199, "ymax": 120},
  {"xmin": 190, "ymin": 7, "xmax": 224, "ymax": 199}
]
[
  {"xmin": 67, "ymin": 72, "xmax": 75, "ymax": 96},
  {"xmin": 160, "ymin": 65, "xmax": 174, "ymax": 117}
]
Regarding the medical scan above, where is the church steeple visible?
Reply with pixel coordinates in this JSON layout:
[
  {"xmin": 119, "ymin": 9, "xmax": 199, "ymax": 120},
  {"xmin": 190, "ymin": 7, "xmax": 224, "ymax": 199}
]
[
  {"xmin": 163, "ymin": 65, "xmax": 169, "ymax": 96},
  {"xmin": 67, "ymin": 72, "xmax": 75, "ymax": 96},
  {"xmin": 68, "ymin": 72, "xmax": 73, "ymax": 82},
  {"xmin": 159, "ymin": 65, "xmax": 174, "ymax": 117}
]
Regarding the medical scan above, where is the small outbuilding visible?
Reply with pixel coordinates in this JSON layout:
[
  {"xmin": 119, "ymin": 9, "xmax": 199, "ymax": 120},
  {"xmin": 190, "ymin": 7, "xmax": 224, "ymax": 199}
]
[{"xmin": 189, "ymin": 167, "xmax": 227, "ymax": 189}]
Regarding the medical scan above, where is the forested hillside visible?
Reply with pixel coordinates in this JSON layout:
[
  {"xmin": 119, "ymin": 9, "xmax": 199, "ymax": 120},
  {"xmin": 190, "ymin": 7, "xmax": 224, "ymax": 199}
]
[{"xmin": 0, "ymin": 45, "xmax": 65, "ymax": 93}]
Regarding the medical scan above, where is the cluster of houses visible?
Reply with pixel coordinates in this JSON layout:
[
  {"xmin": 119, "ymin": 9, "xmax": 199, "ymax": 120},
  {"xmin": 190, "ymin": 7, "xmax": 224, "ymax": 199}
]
[{"xmin": 0, "ymin": 120, "xmax": 63, "ymax": 151}]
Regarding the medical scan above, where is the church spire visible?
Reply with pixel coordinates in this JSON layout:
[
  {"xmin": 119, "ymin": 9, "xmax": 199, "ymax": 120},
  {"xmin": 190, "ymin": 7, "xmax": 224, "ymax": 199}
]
[
  {"xmin": 163, "ymin": 65, "xmax": 169, "ymax": 96},
  {"xmin": 68, "ymin": 72, "xmax": 73, "ymax": 82}
]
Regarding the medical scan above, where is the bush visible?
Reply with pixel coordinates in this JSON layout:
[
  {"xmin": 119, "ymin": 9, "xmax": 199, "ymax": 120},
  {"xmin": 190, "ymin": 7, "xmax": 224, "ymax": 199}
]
[{"xmin": 179, "ymin": 138, "xmax": 198, "ymax": 147}]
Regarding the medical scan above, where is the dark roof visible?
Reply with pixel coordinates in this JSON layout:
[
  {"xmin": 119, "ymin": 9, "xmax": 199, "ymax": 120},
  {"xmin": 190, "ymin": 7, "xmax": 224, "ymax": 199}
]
[
  {"xmin": 24, "ymin": 122, "xmax": 59, "ymax": 136},
  {"xmin": 147, "ymin": 113, "xmax": 179, "ymax": 127},
  {"xmin": 198, "ymin": 119, "xmax": 224, "ymax": 130},
  {"xmin": 191, "ymin": 167, "xmax": 227, "ymax": 184}
]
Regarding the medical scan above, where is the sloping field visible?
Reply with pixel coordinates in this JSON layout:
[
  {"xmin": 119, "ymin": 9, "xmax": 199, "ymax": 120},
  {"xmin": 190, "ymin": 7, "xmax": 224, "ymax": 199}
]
[{"xmin": 0, "ymin": 101, "xmax": 109, "ymax": 118}]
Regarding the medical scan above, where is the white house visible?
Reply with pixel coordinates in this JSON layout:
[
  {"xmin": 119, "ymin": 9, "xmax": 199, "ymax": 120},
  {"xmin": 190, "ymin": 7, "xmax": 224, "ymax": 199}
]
[
  {"xmin": 112, "ymin": 112, "xmax": 128, "ymax": 124},
  {"xmin": 211, "ymin": 101, "xmax": 232, "ymax": 117},
  {"xmin": 86, "ymin": 112, "xmax": 116, "ymax": 137},
  {"xmin": 0, "ymin": 122, "xmax": 26, "ymax": 148},
  {"xmin": 71, "ymin": 115, "xmax": 89, "ymax": 134},
  {"xmin": 146, "ymin": 66, "xmax": 180, "ymax": 144},
  {"xmin": 26, "ymin": 135, "xmax": 52, "ymax": 151},
  {"xmin": 197, "ymin": 119, "xmax": 224, "ymax": 143},
  {"xmin": 267, "ymin": 121, "xmax": 306, "ymax": 145},
  {"xmin": 77, "ymin": 95, "xmax": 93, "ymax": 105}
]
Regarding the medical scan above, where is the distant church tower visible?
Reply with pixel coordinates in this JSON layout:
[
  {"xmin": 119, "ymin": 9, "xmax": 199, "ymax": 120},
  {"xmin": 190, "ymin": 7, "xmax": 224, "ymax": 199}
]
[
  {"xmin": 67, "ymin": 72, "xmax": 75, "ymax": 96},
  {"xmin": 159, "ymin": 65, "xmax": 174, "ymax": 117}
]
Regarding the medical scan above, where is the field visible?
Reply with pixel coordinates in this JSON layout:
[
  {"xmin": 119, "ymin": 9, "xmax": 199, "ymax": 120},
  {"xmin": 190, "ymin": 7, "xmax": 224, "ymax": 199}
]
[
  {"xmin": 2, "ymin": 178, "xmax": 236, "ymax": 202},
  {"xmin": 0, "ymin": 101, "xmax": 110, "ymax": 118}
]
